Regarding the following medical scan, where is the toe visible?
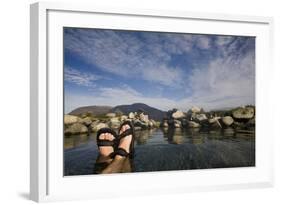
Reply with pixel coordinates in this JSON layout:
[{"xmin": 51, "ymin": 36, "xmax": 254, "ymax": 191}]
[
  {"xmin": 104, "ymin": 133, "xmax": 110, "ymax": 140},
  {"xmin": 121, "ymin": 125, "xmax": 126, "ymax": 133},
  {"xmin": 120, "ymin": 124, "xmax": 130, "ymax": 134},
  {"xmin": 106, "ymin": 133, "xmax": 114, "ymax": 141},
  {"xmin": 125, "ymin": 124, "xmax": 130, "ymax": 130},
  {"xmin": 99, "ymin": 133, "xmax": 105, "ymax": 140}
]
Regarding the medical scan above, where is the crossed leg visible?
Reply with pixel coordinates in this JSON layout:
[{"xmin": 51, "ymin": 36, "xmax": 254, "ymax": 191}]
[{"xmin": 95, "ymin": 124, "xmax": 133, "ymax": 174}]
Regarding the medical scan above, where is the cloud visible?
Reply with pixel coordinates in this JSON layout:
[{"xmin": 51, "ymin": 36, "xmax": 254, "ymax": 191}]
[
  {"xmin": 215, "ymin": 36, "xmax": 233, "ymax": 46},
  {"xmin": 64, "ymin": 29, "xmax": 255, "ymax": 112},
  {"xmin": 186, "ymin": 39, "xmax": 255, "ymax": 110},
  {"xmin": 196, "ymin": 35, "xmax": 211, "ymax": 49},
  {"xmin": 64, "ymin": 66, "xmax": 100, "ymax": 87},
  {"xmin": 65, "ymin": 54, "xmax": 255, "ymax": 114},
  {"xmin": 64, "ymin": 29, "xmax": 215, "ymax": 87},
  {"xmin": 65, "ymin": 86, "xmax": 178, "ymax": 113}
]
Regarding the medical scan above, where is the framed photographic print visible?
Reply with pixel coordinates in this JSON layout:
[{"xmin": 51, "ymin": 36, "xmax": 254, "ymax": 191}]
[{"xmin": 30, "ymin": 2, "xmax": 274, "ymax": 202}]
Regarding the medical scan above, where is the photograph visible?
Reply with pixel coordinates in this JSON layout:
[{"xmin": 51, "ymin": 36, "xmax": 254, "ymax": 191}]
[{"xmin": 63, "ymin": 27, "xmax": 255, "ymax": 176}]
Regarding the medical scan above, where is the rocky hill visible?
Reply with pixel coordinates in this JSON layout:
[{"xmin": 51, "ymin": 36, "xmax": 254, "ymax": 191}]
[
  {"xmin": 111, "ymin": 103, "xmax": 166, "ymax": 121},
  {"xmin": 69, "ymin": 105, "xmax": 112, "ymax": 116},
  {"xmin": 69, "ymin": 103, "xmax": 166, "ymax": 121}
]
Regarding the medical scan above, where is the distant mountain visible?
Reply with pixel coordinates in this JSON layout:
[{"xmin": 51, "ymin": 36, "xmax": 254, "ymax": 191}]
[
  {"xmin": 68, "ymin": 103, "xmax": 167, "ymax": 121},
  {"xmin": 69, "ymin": 105, "xmax": 112, "ymax": 116},
  {"xmin": 111, "ymin": 103, "xmax": 166, "ymax": 121}
]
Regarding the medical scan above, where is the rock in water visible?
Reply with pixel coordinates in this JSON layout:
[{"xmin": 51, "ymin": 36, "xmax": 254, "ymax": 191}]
[
  {"xmin": 160, "ymin": 120, "xmax": 169, "ymax": 127},
  {"xmin": 208, "ymin": 117, "xmax": 222, "ymax": 128},
  {"xmin": 134, "ymin": 119, "xmax": 148, "ymax": 129},
  {"xmin": 64, "ymin": 115, "xmax": 81, "ymax": 125},
  {"xmin": 90, "ymin": 122, "xmax": 108, "ymax": 132},
  {"xmin": 120, "ymin": 115, "xmax": 128, "ymax": 121},
  {"xmin": 232, "ymin": 107, "xmax": 255, "ymax": 120},
  {"xmin": 139, "ymin": 113, "xmax": 149, "ymax": 123},
  {"xmin": 232, "ymin": 121, "xmax": 246, "ymax": 129},
  {"xmin": 168, "ymin": 119, "xmax": 175, "ymax": 127},
  {"xmin": 181, "ymin": 119, "xmax": 188, "ymax": 127},
  {"xmin": 109, "ymin": 117, "xmax": 121, "ymax": 129},
  {"xmin": 208, "ymin": 117, "xmax": 221, "ymax": 124},
  {"xmin": 150, "ymin": 119, "xmax": 156, "ymax": 127},
  {"xmin": 174, "ymin": 120, "xmax": 182, "ymax": 128},
  {"xmin": 106, "ymin": 113, "xmax": 116, "ymax": 118},
  {"xmin": 148, "ymin": 120, "xmax": 154, "ymax": 128},
  {"xmin": 222, "ymin": 116, "xmax": 234, "ymax": 126},
  {"xmin": 246, "ymin": 118, "xmax": 255, "ymax": 127},
  {"xmin": 172, "ymin": 110, "xmax": 185, "ymax": 119},
  {"xmin": 128, "ymin": 112, "xmax": 135, "ymax": 119},
  {"xmin": 80, "ymin": 117, "xmax": 92, "ymax": 126},
  {"xmin": 65, "ymin": 123, "xmax": 88, "ymax": 135},
  {"xmin": 191, "ymin": 106, "xmax": 201, "ymax": 114},
  {"xmin": 188, "ymin": 121, "xmax": 201, "ymax": 128},
  {"xmin": 194, "ymin": 114, "xmax": 207, "ymax": 121}
]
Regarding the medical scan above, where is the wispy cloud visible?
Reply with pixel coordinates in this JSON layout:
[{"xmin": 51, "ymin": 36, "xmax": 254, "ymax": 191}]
[
  {"xmin": 65, "ymin": 86, "xmax": 178, "ymax": 113},
  {"xmin": 64, "ymin": 29, "xmax": 255, "ymax": 113},
  {"xmin": 64, "ymin": 29, "xmax": 216, "ymax": 87},
  {"xmin": 64, "ymin": 66, "xmax": 100, "ymax": 87},
  {"xmin": 186, "ymin": 37, "xmax": 255, "ymax": 109},
  {"xmin": 215, "ymin": 36, "xmax": 233, "ymax": 46},
  {"xmin": 196, "ymin": 35, "xmax": 211, "ymax": 49}
]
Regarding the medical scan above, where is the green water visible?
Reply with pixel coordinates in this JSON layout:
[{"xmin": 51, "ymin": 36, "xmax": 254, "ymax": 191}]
[{"xmin": 64, "ymin": 128, "xmax": 255, "ymax": 175}]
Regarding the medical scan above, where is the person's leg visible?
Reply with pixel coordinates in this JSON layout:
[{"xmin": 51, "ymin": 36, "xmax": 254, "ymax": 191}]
[
  {"xmin": 96, "ymin": 132, "xmax": 115, "ymax": 164},
  {"xmin": 121, "ymin": 157, "xmax": 133, "ymax": 173},
  {"xmin": 100, "ymin": 124, "xmax": 133, "ymax": 174},
  {"xmin": 99, "ymin": 157, "xmax": 127, "ymax": 174}
]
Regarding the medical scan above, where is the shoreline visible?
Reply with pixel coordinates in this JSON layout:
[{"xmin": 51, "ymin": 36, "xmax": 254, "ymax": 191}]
[{"xmin": 64, "ymin": 105, "xmax": 255, "ymax": 136}]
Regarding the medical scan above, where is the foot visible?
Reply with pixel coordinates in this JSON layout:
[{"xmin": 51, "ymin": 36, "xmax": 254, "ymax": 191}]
[
  {"xmin": 116, "ymin": 124, "xmax": 132, "ymax": 159},
  {"xmin": 98, "ymin": 132, "xmax": 115, "ymax": 157}
]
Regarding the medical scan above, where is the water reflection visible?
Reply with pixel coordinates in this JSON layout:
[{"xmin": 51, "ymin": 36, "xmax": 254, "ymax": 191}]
[
  {"xmin": 135, "ymin": 129, "xmax": 154, "ymax": 145},
  {"xmin": 163, "ymin": 128, "xmax": 186, "ymax": 144},
  {"xmin": 223, "ymin": 128, "xmax": 235, "ymax": 136},
  {"xmin": 64, "ymin": 134, "xmax": 91, "ymax": 149},
  {"xmin": 161, "ymin": 127, "xmax": 237, "ymax": 145},
  {"xmin": 64, "ymin": 128, "xmax": 255, "ymax": 175}
]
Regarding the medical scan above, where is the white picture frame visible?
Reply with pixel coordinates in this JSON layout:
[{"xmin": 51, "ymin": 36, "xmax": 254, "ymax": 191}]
[{"xmin": 30, "ymin": 2, "xmax": 274, "ymax": 202}]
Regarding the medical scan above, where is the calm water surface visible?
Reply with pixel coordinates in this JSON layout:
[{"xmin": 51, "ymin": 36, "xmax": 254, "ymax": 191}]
[{"xmin": 64, "ymin": 128, "xmax": 255, "ymax": 175}]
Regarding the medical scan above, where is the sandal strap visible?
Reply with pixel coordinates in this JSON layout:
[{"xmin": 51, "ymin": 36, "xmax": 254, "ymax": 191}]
[
  {"xmin": 109, "ymin": 151, "xmax": 116, "ymax": 159},
  {"xmin": 97, "ymin": 127, "xmax": 117, "ymax": 138},
  {"xmin": 118, "ymin": 121, "xmax": 134, "ymax": 133},
  {"xmin": 97, "ymin": 140, "xmax": 115, "ymax": 147},
  {"xmin": 119, "ymin": 129, "xmax": 133, "ymax": 139},
  {"xmin": 96, "ymin": 127, "xmax": 117, "ymax": 148},
  {"xmin": 120, "ymin": 121, "xmax": 132, "ymax": 127},
  {"xmin": 114, "ymin": 147, "xmax": 129, "ymax": 157}
]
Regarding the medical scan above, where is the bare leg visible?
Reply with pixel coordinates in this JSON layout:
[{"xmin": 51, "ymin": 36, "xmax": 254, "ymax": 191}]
[
  {"xmin": 99, "ymin": 124, "xmax": 133, "ymax": 174},
  {"xmin": 95, "ymin": 154, "xmax": 112, "ymax": 164},
  {"xmin": 100, "ymin": 157, "xmax": 128, "ymax": 174},
  {"xmin": 96, "ymin": 132, "xmax": 115, "ymax": 164},
  {"xmin": 121, "ymin": 157, "xmax": 132, "ymax": 173},
  {"xmin": 100, "ymin": 155, "xmax": 132, "ymax": 174}
]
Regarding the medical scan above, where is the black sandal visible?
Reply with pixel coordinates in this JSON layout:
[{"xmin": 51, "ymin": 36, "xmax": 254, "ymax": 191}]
[
  {"xmin": 96, "ymin": 127, "xmax": 118, "ymax": 158},
  {"xmin": 115, "ymin": 121, "xmax": 135, "ymax": 158}
]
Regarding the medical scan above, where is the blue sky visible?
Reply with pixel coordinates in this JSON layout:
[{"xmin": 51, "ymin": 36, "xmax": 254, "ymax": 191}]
[{"xmin": 64, "ymin": 28, "xmax": 255, "ymax": 113}]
